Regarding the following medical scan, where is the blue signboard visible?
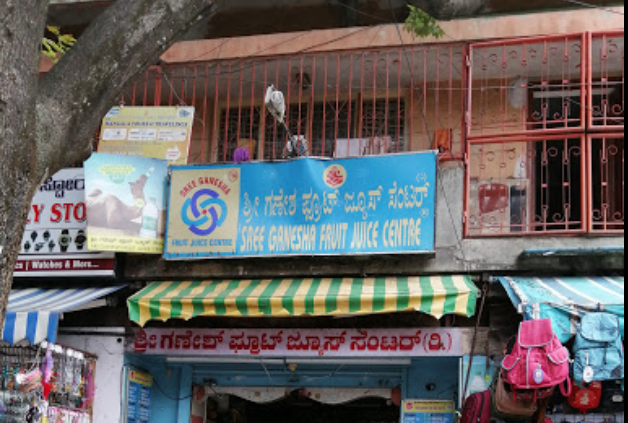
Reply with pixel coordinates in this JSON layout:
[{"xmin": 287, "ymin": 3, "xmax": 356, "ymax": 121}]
[
  {"xmin": 125, "ymin": 369, "xmax": 153, "ymax": 423},
  {"xmin": 165, "ymin": 152, "xmax": 437, "ymax": 260}
]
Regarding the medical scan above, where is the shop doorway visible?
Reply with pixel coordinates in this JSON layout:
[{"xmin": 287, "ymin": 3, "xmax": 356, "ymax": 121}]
[{"xmin": 205, "ymin": 394, "xmax": 400, "ymax": 423}]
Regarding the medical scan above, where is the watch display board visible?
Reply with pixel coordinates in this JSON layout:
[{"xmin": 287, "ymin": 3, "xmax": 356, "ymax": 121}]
[{"xmin": 14, "ymin": 168, "xmax": 115, "ymax": 278}]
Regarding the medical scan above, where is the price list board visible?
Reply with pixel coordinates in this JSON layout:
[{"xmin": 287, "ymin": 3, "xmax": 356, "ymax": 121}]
[
  {"xmin": 401, "ymin": 401, "xmax": 455, "ymax": 423},
  {"xmin": 125, "ymin": 369, "xmax": 153, "ymax": 423}
]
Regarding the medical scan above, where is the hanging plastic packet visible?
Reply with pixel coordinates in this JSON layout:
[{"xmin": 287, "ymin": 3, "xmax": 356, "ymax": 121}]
[{"xmin": 16, "ymin": 368, "xmax": 43, "ymax": 394}]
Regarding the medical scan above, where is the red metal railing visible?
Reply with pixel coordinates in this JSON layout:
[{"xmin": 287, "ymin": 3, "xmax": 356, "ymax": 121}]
[
  {"xmin": 118, "ymin": 44, "xmax": 468, "ymax": 164},
  {"xmin": 588, "ymin": 134, "xmax": 625, "ymax": 234},
  {"xmin": 468, "ymin": 34, "xmax": 587, "ymax": 140},
  {"xmin": 589, "ymin": 31, "xmax": 625, "ymax": 130},
  {"xmin": 113, "ymin": 32, "xmax": 623, "ymax": 238},
  {"xmin": 465, "ymin": 135, "xmax": 587, "ymax": 237}
]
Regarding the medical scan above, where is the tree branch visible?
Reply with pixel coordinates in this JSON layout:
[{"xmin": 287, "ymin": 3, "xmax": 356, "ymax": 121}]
[{"xmin": 36, "ymin": 0, "xmax": 223, "ymax": 179}]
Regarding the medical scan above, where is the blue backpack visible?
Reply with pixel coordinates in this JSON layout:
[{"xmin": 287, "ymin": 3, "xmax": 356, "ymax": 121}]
[{"xmin": 573, "ymin": 313, "xmax": 624, "ymax": 386}]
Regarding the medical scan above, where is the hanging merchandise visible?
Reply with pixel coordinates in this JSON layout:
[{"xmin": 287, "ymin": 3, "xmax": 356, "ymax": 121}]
[
  {"xmin": 502, "ymin": 319, "xmax": 572, "ymax": 402},
  {"xmin": 573, "ymin": 313, "xmax": 625, "ymax": 386},
  {"xmin": 0, "ymin": 344, "xmax": 95, "ymax": 423},
  {"xmin": 461, "ymin": 390, "xmax": 492, "ymax": 423},
  {"xmin": 568, "ymin": 381, "xmax": 603, "ymax": 414},
  {"xmin": 493, "ymin": 373, "xmax": 538, "ymax": 419}
]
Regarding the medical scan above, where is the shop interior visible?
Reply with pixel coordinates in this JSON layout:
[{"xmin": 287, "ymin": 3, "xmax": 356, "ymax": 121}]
[{"xmin": 204, "ymin": 394, "xmax": 400, "ymax": 423}]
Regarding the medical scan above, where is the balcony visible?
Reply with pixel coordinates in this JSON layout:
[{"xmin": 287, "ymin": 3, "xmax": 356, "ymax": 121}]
[{"xmin": 118, "ymin": 44, "xmax": 468, "ymax": 163}]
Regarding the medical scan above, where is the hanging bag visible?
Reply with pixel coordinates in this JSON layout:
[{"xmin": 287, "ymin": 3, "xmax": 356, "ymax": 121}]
[
  {"xmin": 502, "ymin": 319, "xmax": 572, "ymax": 401},
  {"xmin": 568, "ymin": 380, "xmax": 603, "ymax": 414},
  {"xmin": 493, "ymin": 373, "xmax": 538, "ymax": 419},
  {"xmin": 461, "ymin": 390, "xmax": 492, "ymax": 423},
  {"xmin": 573, "ymin": 313, "xmax": 624, "ymax": 386}
]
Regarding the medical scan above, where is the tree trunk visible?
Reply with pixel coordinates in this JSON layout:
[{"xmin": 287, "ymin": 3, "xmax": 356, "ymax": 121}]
[
  {"xmin": 0, "ymin": 0, "xmax": 50, "ymax": 329},
  {"xmin": 1, "ymin": 0, "xmax": 222, "ymax": 329}
]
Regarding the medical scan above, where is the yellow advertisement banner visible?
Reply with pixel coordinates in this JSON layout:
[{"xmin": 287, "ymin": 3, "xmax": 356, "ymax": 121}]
[
  {"xmin": 403, "ymin": 401, "xmax": 455, "ymax": 414},
  {"xmin": 129, "ymin": 370, "xmax": 153, "ymax": 387},
  {"xmin": 98, "ymin": 106, "xmax": 195, "ymax": 165}
]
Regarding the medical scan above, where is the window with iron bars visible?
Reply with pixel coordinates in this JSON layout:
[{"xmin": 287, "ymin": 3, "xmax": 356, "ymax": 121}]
[{"xmin": 466, "ymin": 32, "xmax": 625, "ymax": 237}]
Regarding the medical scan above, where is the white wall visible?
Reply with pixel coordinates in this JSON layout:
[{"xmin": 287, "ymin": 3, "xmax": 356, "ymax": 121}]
[{"xmin": 57, "ymin": 327, "xmax": 126, "ymax": 423}]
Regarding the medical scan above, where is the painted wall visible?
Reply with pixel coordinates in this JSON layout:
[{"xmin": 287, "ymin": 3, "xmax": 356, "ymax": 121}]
[{"xmin": 57, "ymin": 329, "xmax": 126, "ymax": 423}]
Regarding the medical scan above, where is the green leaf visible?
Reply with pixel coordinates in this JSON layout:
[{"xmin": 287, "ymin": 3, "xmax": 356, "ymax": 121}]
[{"xmin": 404, "ymin": 5, "xmax": 446, "ymax": 40}]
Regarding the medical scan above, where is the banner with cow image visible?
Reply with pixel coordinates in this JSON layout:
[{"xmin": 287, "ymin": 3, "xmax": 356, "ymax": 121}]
[
  {"xmin": 165, "ymin": 152, "xmax": 437, "ymax": 260},
  {"xmin": 84, "ymin": 153, "xmax": 168, "ymax": 254}
]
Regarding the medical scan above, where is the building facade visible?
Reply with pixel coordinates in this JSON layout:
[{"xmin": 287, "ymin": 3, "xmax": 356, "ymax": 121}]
[{"xmin": 10, "ymin": 2, "xmax": 625, "ymax": 423}]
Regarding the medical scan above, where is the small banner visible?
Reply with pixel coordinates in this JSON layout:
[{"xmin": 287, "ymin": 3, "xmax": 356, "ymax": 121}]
[
  {"xmin": 402, "ymin": 401, "xmax": 456, "ymax": 423},
  {"xmin": 98, "ymin": 106, "xmax": 195, "ymax": 165},
  {"xmin": 84, "ymin": 153, "xmax": 168, "ymax": 254}
]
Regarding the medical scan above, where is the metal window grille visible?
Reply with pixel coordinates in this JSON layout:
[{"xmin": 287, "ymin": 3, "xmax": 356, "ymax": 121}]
[
  {"xmin": 466, "ymin": 135, "xmax": 587, "ymax": 237},
  {"xmin": 589, "ymin": 31, "xmax": 625, "ymax": 130},
  {"xmin": 588, "ymin": 134, "xmax": 625, "ymax": 233},
  {"xmin": 466, "ymin": 33, "xmax": 625, "ymax": 237},
  {"xmin": 468, "ymin": 34, "xmax": 587, "ymax": 139}
]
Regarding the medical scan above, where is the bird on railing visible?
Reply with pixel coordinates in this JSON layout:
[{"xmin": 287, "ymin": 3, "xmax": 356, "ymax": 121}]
[{"xmin": 265, "ymin": 85, "xmax": 286, "ymax": 124}]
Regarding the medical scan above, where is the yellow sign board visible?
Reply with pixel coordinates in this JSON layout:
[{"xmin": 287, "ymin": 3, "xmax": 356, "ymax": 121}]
[
  {"xmin": 99, "ymin": 106, "xmax": 195, "ymax": 165},
  {"xmin": 402, "ymin": 401, "xmax": 456, "ymax": 423},
  {"xmin": 129, "ymin": 370, "xmax": 154, "ymax": 387}
]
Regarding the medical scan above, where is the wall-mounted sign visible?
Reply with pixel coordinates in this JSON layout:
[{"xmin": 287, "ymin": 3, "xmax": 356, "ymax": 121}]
[
  {"xmin": 165, "ymin": 152, "xmax": 437, "ymax": 260},
  {"xmin": 98, "ymin": 106, "xmax": 195, "ymax": 165},
  {"xmin": 14, "ymin": 168, "xmax": 115, "ymax": 278},
  {"xmin": 131, "ymin": 328, "xmax": 463, "ymax": 358},
  {"xmin": 124, "ymin": 369, "xmax": 153, "ymax": 423},
  {"xmin": 15, "ymin": 255, "xmax": 115, "ymax": 278},
  {"xmin": 84, "ymin": 154, "xmax": 168, "ymax": 254},
  {"xmin": 402, "ymin": 401, "xmax": 456, "ymax": 423}
]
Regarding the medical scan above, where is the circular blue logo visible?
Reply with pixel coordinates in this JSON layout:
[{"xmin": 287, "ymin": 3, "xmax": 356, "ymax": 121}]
[{"xmin": 181, "ymin": 189, "xmax": 228, "ymax": 236}]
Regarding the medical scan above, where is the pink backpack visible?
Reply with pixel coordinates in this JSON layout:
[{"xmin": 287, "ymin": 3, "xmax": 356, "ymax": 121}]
[{"xmin": 502, "ymin": 319, "xmax": 572, "ymax": 401}]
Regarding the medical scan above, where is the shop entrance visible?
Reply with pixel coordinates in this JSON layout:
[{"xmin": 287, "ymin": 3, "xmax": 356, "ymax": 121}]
[{"xmin": 205, "ymin": 394, "xmax": 400, "ymax": 423}]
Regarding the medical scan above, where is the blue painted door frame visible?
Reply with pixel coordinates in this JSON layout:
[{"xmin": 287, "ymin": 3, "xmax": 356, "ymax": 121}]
[{"xmin": 125, "ymin": 355, "xmax": 461, "ymax": 423}]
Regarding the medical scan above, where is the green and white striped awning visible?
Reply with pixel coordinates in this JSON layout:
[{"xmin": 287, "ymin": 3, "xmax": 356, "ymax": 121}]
[{"xmin": 129, "ymin": 276, "xmax": 479, "ymax": 326}]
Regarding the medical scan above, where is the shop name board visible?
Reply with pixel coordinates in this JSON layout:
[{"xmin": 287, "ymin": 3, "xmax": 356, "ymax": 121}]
[
  {"xmin": 165, "ymin": 152, "xmax": 437, "ymax": 259},
  {"xmin": 132, "ymin": 329, "xmax": 463, "ymax": 358},
  {"xmin": 16, "ymin": 168, "xmax": 115, "ymax": 277}
]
